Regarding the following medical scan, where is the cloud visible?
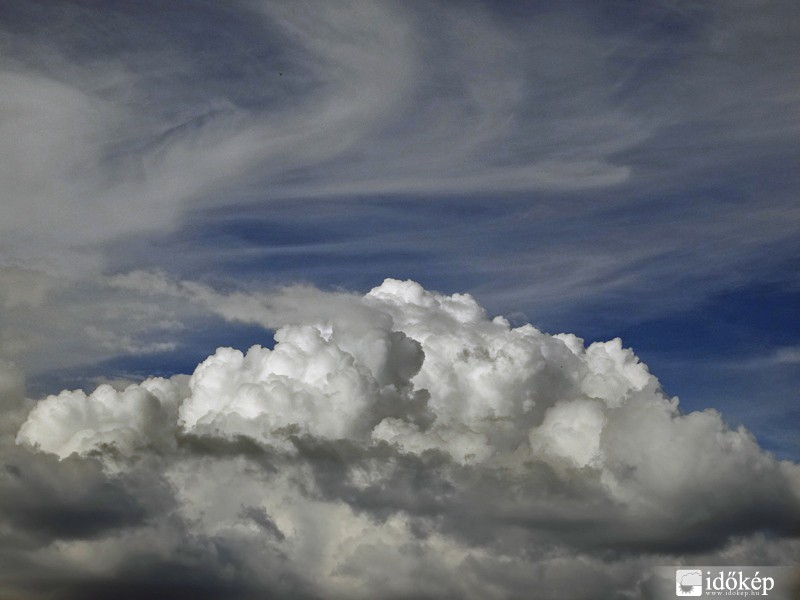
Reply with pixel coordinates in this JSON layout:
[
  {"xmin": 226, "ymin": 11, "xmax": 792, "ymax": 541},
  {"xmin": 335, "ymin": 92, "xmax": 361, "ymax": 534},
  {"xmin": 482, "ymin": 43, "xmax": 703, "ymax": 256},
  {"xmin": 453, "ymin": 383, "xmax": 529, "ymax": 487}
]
[
  {"xmin": 762, "ymin": 347, "xmax": 800, "ymax": 367},
  {"xmin": 0, "ymin": 449, "xmax": 167, "ymax": 544},
  {"xmin": 0, "ymin": 267, "xmax": 198, "ymax": 381},
  {"xmin": 0, "ymin": 0, "xmax": 660, "ymax": 270},
  {"xmin": 7, "ymin": 279, "xmax": 800, "ymax": 598},
  {"xmin": 17, "ymin": 376, "xmax": 186, "ymax": 460},
  {"xmin": 0, "ymin": 360, "xmax": 29, "ymax": 444}
]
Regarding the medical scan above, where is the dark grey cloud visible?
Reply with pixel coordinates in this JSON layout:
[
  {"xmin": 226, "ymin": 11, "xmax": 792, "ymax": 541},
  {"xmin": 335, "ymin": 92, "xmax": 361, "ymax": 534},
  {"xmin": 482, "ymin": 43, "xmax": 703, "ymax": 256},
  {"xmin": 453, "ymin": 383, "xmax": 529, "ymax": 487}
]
[
  {"xmin": 288, "ymin": 435, "xmax": 800, "ymax": 556},
  {"xmin": 0, "ymin": 452, "xmax": 151, "ymax": 542}
]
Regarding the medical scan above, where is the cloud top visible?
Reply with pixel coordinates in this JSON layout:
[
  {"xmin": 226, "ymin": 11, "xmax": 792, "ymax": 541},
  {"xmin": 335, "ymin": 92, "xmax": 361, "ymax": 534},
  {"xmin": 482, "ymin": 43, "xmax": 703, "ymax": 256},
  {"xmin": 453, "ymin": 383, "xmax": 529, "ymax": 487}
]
[{"xmin": 19, "ymin": 279, "xmax": 661, "ymax": 465}]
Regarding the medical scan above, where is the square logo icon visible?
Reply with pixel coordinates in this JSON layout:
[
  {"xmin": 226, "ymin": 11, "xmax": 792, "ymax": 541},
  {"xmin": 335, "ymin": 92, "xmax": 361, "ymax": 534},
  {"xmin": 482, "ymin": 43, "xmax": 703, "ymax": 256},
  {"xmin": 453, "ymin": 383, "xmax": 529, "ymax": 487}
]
[{"xmin": 675, "ymin": 569, "xmax": 703, "ymax": 596}]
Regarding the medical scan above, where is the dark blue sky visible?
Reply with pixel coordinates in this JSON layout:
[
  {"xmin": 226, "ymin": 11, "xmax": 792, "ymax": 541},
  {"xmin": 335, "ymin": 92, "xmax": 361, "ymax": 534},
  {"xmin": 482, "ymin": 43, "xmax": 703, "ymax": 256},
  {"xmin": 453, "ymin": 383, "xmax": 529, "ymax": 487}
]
[{"xmin": 1, "ymin": 0, "xmax": 798, "ymax": 459}]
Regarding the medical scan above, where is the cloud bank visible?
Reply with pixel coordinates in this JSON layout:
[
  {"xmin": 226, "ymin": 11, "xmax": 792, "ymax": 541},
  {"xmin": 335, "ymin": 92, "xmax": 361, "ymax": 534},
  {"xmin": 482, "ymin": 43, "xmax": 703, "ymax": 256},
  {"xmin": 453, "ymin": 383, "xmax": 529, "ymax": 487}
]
[{"xmin": 5, "ymin": 280, "xmax": 800, "ymax": 599}]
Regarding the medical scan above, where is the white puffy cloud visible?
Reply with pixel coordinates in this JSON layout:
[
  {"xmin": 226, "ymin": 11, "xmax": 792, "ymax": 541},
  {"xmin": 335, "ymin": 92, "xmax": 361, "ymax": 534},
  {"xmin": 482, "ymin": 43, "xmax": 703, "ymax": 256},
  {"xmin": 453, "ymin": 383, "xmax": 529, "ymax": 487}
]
[
  {"xmin": 8, "ymin": 279, "xmax": 800, "ymax": 598},
  {"xmin": 17, "ymin": 376, "xmax": 187, "ymax": 459},
  {"xmin": 18, "ymin": 279, "xmax": 659, "ymax": 466}
]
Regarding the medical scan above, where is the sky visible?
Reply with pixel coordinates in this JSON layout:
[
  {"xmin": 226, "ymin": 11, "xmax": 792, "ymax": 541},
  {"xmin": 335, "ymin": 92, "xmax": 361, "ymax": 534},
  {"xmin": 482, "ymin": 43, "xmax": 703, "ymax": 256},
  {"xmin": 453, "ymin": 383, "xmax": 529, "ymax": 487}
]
[{"xmin": 0, "ymin": 1, "xmax": 799, "ymax": 598}]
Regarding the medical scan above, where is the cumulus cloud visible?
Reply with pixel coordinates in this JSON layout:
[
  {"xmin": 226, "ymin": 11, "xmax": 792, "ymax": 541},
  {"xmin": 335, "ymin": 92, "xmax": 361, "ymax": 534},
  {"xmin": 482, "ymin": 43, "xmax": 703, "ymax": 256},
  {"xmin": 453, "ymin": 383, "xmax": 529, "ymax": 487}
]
[{"xmin": 6, "ymin": 280, "xmax": 799, "ymax": 598}]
